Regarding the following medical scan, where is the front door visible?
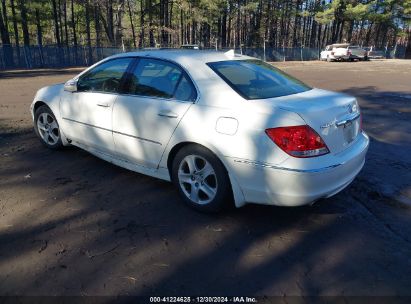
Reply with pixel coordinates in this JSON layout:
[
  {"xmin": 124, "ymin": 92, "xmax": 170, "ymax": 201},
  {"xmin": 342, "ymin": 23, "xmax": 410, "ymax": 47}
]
[{"xmin": 60, "ymin": 57, "xmax": 134, "ymax": 154}]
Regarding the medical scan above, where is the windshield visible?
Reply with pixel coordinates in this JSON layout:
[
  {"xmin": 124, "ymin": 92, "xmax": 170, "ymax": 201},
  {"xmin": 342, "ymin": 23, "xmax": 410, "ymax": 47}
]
[{"xmin": 207, "ymin": 60, "xmax": 311, "ymax": 100}]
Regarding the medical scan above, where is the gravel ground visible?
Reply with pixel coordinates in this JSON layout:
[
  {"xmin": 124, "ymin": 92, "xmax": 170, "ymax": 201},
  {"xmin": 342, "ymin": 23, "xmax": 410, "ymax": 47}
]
[{"xmin": 0, "ymin": 60, "xmax": 410, "ymax": 297}]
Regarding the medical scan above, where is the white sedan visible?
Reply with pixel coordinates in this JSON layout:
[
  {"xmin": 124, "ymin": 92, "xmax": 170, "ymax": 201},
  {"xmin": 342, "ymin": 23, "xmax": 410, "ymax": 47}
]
[{"xmin": 31, "ymin": 50, "xmax": 369, "ymax": 212}]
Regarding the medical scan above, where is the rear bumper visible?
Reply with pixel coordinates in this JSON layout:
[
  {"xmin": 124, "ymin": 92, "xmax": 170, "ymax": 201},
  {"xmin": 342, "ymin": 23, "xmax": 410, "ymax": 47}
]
[
  {"xmin": 333, "ymin": 55, "xmax": 350, "ymax": 60},
  {"xmin": 227, "ymin": 132, "xmax": 369, "ymax": 207}
]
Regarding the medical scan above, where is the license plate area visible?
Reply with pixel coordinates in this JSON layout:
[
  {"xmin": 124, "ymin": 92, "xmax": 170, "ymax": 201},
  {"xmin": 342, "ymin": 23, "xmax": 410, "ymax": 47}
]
[{"xmin": 342, "ymin": 117, "xmax": 360, "ymax": 144}]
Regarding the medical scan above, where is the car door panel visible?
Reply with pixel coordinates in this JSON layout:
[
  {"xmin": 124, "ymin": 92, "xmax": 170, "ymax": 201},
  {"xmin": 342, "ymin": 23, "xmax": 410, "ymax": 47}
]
[
  {"xmin": 60, "ymin": 91, "xmax": 117, "ymax": 153},
  {"xmin": 59, "ymin": 57, "xmax": 134, "ymax": 155},
  {"xmin": 113, "ymin": 96, "xmax": 192, "ymax": 168},
  {"xmin": 112, "ymin": 58, "xmax": 197, "ymax": 169}
]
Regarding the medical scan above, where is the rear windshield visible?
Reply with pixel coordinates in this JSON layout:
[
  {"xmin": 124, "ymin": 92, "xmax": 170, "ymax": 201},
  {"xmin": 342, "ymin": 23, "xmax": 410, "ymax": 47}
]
[{"xmin": 207, "ymin": 60, "xmax": 311, "ymax": 100}]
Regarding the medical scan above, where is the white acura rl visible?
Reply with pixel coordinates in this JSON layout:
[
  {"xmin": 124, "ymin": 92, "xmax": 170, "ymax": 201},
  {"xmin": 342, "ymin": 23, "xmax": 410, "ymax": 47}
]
[{"xmin": 31, "ymin": 50, "xmax": 369, "ymax": 212}]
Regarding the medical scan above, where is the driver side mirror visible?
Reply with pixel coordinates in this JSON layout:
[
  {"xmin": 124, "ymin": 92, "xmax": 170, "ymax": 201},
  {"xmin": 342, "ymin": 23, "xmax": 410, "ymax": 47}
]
[{"xmin": 64, "ymin": 79, "xmax": 78, "ymax": 92}]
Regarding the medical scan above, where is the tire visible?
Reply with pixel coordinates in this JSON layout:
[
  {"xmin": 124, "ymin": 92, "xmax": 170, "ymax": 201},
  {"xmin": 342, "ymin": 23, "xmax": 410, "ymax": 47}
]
[
  {"xmin": 34, "ymin": 105, "xmax": 63, "ymax": 150},
  {"xmin": 171, "ymin": 145, "xmax": 233, "ymax": 213}
]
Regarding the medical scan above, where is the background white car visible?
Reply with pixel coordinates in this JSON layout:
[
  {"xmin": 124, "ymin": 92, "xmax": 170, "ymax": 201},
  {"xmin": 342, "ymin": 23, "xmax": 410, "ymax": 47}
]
[
  {"xmin": 321, "ymin": 44, "xmax": 368, "ymax": 61},
  {"xmin": 31, "ymin": 50, "xmax": 369, "ymax": 212}
]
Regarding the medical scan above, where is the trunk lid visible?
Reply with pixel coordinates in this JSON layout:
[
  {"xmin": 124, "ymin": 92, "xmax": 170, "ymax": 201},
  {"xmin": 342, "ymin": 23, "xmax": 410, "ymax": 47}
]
[{"xmin": 255, "ymin": 88, "xmax": 361, "ymax": 154}]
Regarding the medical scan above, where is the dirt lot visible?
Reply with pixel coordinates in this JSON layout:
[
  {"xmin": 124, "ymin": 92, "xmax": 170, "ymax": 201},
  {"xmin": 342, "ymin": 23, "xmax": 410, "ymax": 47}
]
[{"xmin": 0, "ymin": 60, "xmax": 410, "ymax": 297}]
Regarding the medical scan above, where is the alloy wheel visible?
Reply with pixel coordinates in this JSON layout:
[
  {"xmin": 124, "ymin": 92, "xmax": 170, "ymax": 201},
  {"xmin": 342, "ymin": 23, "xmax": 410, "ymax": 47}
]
[
  {"xmin": 178, "ymin": 154, "xmax": 218, "ymax": 205},
  {"xmin": 37, "ymin": 113, "xmax": 60, "ymax": 146}
]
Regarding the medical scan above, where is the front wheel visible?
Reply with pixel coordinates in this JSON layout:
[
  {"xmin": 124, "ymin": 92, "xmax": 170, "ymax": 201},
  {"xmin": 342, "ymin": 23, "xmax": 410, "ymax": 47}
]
[
  {"xmin": 171, "ymin": 145, "xmax": 233, "ymax": 213},
  {"xmin": 34, "ymin": 105, "xmax": 63, "ymax": 149}
]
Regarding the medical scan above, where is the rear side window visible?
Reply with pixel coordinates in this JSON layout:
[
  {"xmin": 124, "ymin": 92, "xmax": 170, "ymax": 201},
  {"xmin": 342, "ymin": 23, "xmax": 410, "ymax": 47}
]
[
  {"xmin": 125, "ymin": 58, "xmax": 196, "ymax": 101},
  {"xmin": 207, "ymin": 60, "xmax": 311, "ymax": 100},
  {"xmin": 77, "ymin": 58, "xmax": 133, "ymax": 93}
]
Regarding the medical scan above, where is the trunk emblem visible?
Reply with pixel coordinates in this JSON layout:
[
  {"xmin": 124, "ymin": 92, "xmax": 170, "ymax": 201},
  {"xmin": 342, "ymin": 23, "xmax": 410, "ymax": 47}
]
[
  {"xmin": 347, "ymin": 103, "xmax": 357, "ymax": 113},
  {"xmin": 320, "ymin": 120, "xmax": 336, "ymax": 129}
]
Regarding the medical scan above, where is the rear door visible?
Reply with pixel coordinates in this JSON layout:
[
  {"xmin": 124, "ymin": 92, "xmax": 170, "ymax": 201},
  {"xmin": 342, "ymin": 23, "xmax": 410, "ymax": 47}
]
[
  {"xmin": 112, "ymin": 58, "xmax": 197, "ymax": 168},
  {"xmin": 60, "ymin": 57, "xmax": 134, "ymax": 154}
]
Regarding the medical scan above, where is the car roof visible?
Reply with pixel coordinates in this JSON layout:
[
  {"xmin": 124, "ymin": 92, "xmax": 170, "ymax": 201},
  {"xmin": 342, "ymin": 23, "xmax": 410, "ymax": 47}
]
[{"xmin": 109, "ymin": 49, "xmax": 255, "ymax": 66}]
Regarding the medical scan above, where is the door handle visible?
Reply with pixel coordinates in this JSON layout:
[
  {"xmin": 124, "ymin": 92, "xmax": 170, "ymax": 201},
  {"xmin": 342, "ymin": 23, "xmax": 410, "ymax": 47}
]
[
  {"xmin": 97, "ymin": 103, "xmax": 110, "ymax": 108},
  {"xmin": 158, "ymin": 111, "xmax": 178, "ymax": 118}
]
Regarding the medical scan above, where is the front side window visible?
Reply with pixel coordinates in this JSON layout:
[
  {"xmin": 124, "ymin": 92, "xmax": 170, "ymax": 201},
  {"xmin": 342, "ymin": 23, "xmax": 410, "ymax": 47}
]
[
  {"xmin": 207, "ymin": 60, "xmax": 311, "ymax": 100},
  {"xmin": 77, "ymin": 58, "xmax": 133, "ymax": 93},
  {"xmin": 125, "ymin": 58, "xmax": 196, "ymax": 101}
]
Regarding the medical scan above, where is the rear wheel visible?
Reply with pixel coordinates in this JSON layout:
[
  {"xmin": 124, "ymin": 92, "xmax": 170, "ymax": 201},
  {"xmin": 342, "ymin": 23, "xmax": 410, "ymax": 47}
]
[
  {"xmin": 34, "ymin": 105, "xmax": 63, "ymax": 149},
  {"xmin": 171, "ymin": 145, "xmax": 233, "ymax": 212}
]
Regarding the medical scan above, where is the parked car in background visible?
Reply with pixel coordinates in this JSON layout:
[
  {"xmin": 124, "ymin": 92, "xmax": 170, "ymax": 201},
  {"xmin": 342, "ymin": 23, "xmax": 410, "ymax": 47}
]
[
  {"xmin": 347, "ymin": 46, "xmax": 368, "ymax": 61},
  {"xmin": 321, "ymin": 44, "xmax": 368, "ymax": 62},
  {"xmin": 364, "ymin": 46, "xmax": 385, "ymax": 59},
  {"xmin": 320, "ymin": 43, "xmax": 350, "ymax": 61},
  {"xmin": 181, "ymin": 44, "xmax": 200, "ymax": 50},
  {"xmin": 31, "ymin": 50, "xmax": 369, "ymax": 212}
]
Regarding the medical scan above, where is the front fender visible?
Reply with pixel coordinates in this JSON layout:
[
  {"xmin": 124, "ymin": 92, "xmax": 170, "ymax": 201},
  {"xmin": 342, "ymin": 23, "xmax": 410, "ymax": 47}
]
[
  {"xmin": 31, "ymin": 83, "xmax": 64, "ymax": 120},
  {"xmin": 31, "ymin": 83, "xmax": 70, "ymax": 145}
]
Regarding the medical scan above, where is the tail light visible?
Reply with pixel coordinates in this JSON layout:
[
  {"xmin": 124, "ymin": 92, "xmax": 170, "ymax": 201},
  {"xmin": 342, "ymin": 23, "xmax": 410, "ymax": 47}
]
[{"xmin": 265, "ymin": 125, "xmax": 329, "ymax": 158}]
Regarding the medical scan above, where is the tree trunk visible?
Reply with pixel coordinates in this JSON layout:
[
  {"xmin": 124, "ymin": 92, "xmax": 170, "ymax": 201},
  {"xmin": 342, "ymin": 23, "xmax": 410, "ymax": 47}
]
[
  {"xmin": 148, "ymin": 0, "xmax": 154, "ymax": 47},
  {"xmin": 221, "ymin": 6, "xmax": 227, "ymax": 48},
  {"xmin": 94, "ymin": 3, "xmax": 101, "ymax": 49},
  {"xmin": 35, "ymin": 8, "xmax": 43, "ymax": 46},
  {"xmin": 405, "ymin": 27, "xmax": 411, "ymax": 59},
  {"xmin": 168, "ymin": 0, "xmax": 172, "ymax": 45},
  {"xmin": 51, "ymin": 0, "xmax": 61, "ymax": 46},
  {"xmin": 63, "ymin": 0, "xmax": 69, "ymax": 47},
  {"xmin": 58, "ymin": 0, "xmax": 64, "ymax": 45},
  {"xmin": 19, "ymin": 0, "xmax": 30, "ymax": 46},
  {"xmin": 338, "ymin": 20, "xmax": 344, "ymax": 42},
  {"xmin": 236, "ymin": 0, "xmax": 240, "ymax": 48},
  {"xmin": 0, "ymin": 1, "xmax": 10, "ymax": 45},
  {"xmin": 347, "ymin": 20, "xmax": 354, "ymax": 42},
  {"xmin": 71, "ymin": 0, "xmax": 77, "ymax": 47},
  {"xmin": 114, "ymin": 1, "xmax": 125, "ymax": 48},
  {"xmin": 292, "ymin": 0, "xmax": 302, "ymax": 47},
  {"xmin": 10, "ymin": 0, "xmax": 20, "ymax": 64},
  {"xmin": 139, "ymin": 0, "xmax": 145, "ymax": 47},
  {"xmin": 180, "ymin": 8, "xmax": 183, "ymax": 45},
  {"xmin": 309, "ymin": 19, "xmax": 317, "ymax": 48},
  {"xmin": 1, "ymin": 0, "xmax": 8, "ymax": 34},
  {"xmin": 85, "ymin": 0, "xmax": 93, "ymax": 63},
  {"xmin": 107, "ymin": 0, "xmax": 115, "ymax": 45},
  {"xmin": 127, "ymin": 0, "xmax": 137, "ymax": 48},
  {"xmin": 0, "ymin": 1, "xmax": 14, "ymax": 67}
]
